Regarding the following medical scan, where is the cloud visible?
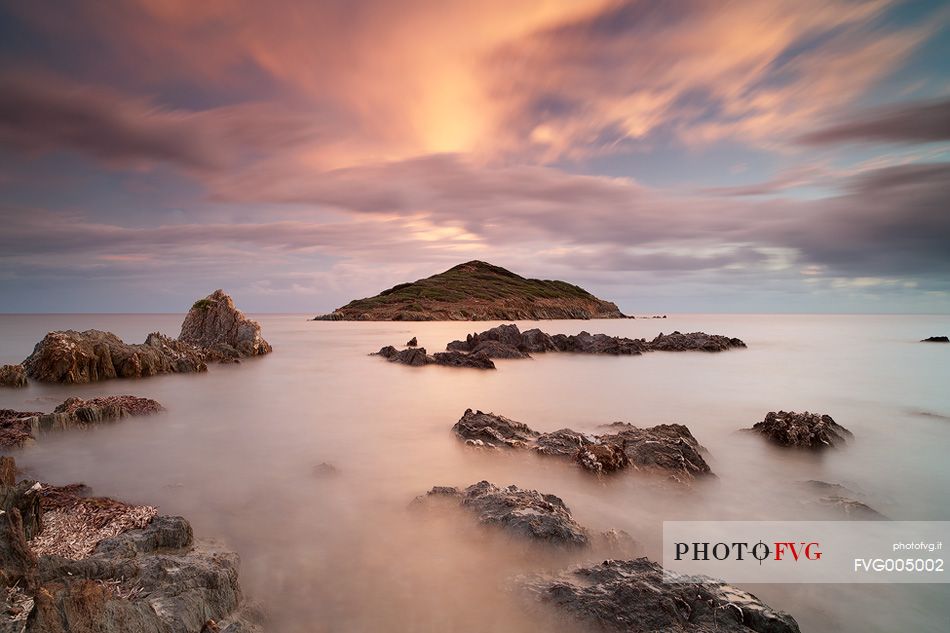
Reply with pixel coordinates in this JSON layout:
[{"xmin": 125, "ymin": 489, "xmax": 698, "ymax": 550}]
[
  {"xmin": 799, "ymin": 97, "xmax": 950, "ymax": 145},
  {"xmin": 0, "ymin": 71, "xmax": 320, "ymax": 170}
]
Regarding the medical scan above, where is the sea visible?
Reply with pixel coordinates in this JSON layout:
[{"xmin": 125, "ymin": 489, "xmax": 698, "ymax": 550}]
[{"xmin": 1, "ymin": 313, "xmax": 948, "ymax": 632}]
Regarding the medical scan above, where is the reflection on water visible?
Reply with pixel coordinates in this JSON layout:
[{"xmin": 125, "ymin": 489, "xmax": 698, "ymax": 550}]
[{"xmin": 1, "ymin": 314, "xmax": 949, "ymax": 632}]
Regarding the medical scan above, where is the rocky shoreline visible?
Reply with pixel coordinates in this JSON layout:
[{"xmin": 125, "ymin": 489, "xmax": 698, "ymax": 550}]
[{"xmin": 0, "ymin": 457, "xmax": 261, "ymax": 633}]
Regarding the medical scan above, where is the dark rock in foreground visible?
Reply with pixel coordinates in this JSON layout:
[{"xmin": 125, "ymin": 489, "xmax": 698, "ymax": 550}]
[
  {"xmin": 179, "ymin": 289, "xmax": 272, "ymax": 360},
  {"xmin": 406, "ymin": 336, "xmax": 418, "ymax": 347},
  {"xmin": 749, "ymin": 411, "xmax": 852, "ymax": 449},
  {"xmin": 0, "ymin": 364, "xmax": 27, "ymax": 388},
  {"xmin": 0, "ymin": 460, "xmax": 261, "ymax": 633},
  {"xmin": 0, "ymin": 396, "xmax": 163, "ymax": 449},
  {"xmin": 415, "ymin": 481, "xmax": 589, "ymax": 547},
  {"xmin": 524, "ymin": 558, "xmax": 800, "ymax": 633},
  {"xmin": 453, "ymin": 409, "xmax": 713, "ymax": 483},
  {"xmin": 921, "ymin": 336, "xmax": 949, "ymax": 343}
]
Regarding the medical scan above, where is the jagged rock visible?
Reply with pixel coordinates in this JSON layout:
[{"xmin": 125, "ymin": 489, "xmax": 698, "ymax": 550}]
[
  {"xmin": 430, "ymin": 351, "xmax": 496, "ymax": 369},
  {"xmin": 0, "ymin": 461, "xmax": 260, "ymax": 633},
  {"xmin": 406, "ymin": 336, "xmax": 418, "ymax": 347},
  {"xmin": 749, "ymin": 411, "xmax": 852, "ymax": 449},
  {"xmin": 452, "ymin": 411, "xmax": 712, "ymax": 482},
  {"xmin": 0, "ymin": 364, "xmax": 27, "ymax": 388},
  {"xmin": 533, "ymin": 429, "xmax": 593, "ymax": 457},
  {"xmin": 469, "ymin": 340, "xmax": 531, "ymax": 359},
  {"xmin": 1, "ymin": 397, "xmax": 162, "ymax": 450},
  {"xmin": 521, "ymin": 328, "xmax": 558, "ymax": 353},
  {"xmin": 22, "ymin": 330, "xmax": 207, "ymax": 384},
  {"xmin": 390, "ymin": 347, "xmax": 429, "ymax": 366},
  {"xmin": 573, "ymin": 443, "xmax": 629, "ymax": 474},
  {"xmin": 921, "ymin": 336, "xmax": 949, "ymax": 343},
  {"xmin": 180, "ymin": 290, "xmax": 272, "ymax": 360},
  {"xmin": 416, "ymin": 482, "xmax": 589, "ymax": 547},
  {"xmin": 523, "ymin": 558, "xmax": 800, "ymax": 633},
  {"xmin": 601, "ymin": 422, "xmax": 711, "ymax": 483},
  {"xmin": 374, "ymin": 345, "xmax": 398, "ymax": 359},
  {"xmin": 649, "ymin": 331, "xmax": 747, "ymax": 352},
  {"xmin": 452, "ymin": 409, "xmax": 539, "ymax": 448},
  {"xmin": 550, "ymin": 331, "xmax": 648, "ymax": 355}
]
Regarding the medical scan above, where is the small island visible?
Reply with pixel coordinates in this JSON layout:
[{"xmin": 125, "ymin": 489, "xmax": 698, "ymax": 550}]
[{"xmin": 313, "ymin": 260, "xmax": 626, "ymax": 321}]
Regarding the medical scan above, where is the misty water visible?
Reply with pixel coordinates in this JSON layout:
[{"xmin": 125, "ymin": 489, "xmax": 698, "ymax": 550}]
[{"xmin": 1, "ymin": 314, "xmax": 949, "ymax": 632}]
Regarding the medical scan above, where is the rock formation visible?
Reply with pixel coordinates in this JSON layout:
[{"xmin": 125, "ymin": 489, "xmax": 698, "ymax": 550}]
[
  {"xmin": 796, "ymin": 480, "xmax": 887, "ymax": 520},
  {"xmin": 921, "ymin": 336, "xmax": 949, "ymax": 343},
  {"xmin": 373, "ymin": 346, "xmax": 496, "ymax": 369},
  {"xmin": 375, "ymin": 324, "xmax": 745, "ymax": 370},
  {"xmin": 406, "ymin": 336, "xmax": 418, "ymax": 347},
  {"xmin": 313, "ymin": 260, "xmax": 626, "ymax": 320},
  {"xmin": 0, "ymin": 364, "xmax": 27, "ymax": 388},
  {"xmin": 523, "ymin": 558, "xmax": 800, "ymax": 633},
  {"xmin": 0, "ymin": 461, "xmax": 261, "ymax": 632},
  {"xmin": 21, "ymin": 291, "xmax": 270, "ymax": 384},
  {"xmin": 179, "ymin": 289, "xmax": 272, "ymax": 360},
  {"xmin": 452, "ymin": 409, "xmax": 713, "ymax": 483},
  {"xmin": 0, "ymin": 396, "xmax": 163, "ymax": 449},
  {"xmin": 22, "ymin": 330, "xmax": 206, "ymax": 384},
  {"xmin": 748, "ymin": 411, "xmax": 852, "ymax": 449},
  {"xmin": 414, "ymin": 481, "xmax": 589, "ymax": 547}
]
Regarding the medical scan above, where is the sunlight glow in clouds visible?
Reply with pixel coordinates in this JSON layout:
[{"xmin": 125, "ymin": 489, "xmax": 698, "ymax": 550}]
[{"xmin": 0, "ymin": 0, "xmax": 948, "ymax": 312}]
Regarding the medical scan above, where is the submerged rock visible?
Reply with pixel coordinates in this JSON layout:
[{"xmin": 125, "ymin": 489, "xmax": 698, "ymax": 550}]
[
  {"xmin": 373, "ymin": 347, "xmax": 496, "ymax": 369},
  {"xmin": 179, "ymin": 289, "xmax": 272, "ymax": 360},
  {"xmin": 431, "ymin": 350, "xmax": 496, "ymax": 369},
  {"xmin": 749, "ymin": 411, "xmax": 852, "ymax": 449},
  {"xmin": 524, "ymin": 558, "xmax": 800, "ymax": 633},
  {"xmin": 0, "ymin": 460, "xmax": 261, "ymax": 633},
  {"xmin": 795, "ymin": 481, "xmax": 887, "ymax": 520},
  {"xmin": 416, "ymin": 481, "xmax": 589, "ymax": 547},
  {"xmin": 453, "ymin": 410, "xmax": 713, "ymax": 482},
  {"xmin": 649, "ymin": 330, "xmax": 747, "ymax": 352},
  {"xmin": 0, "ymin": 364, "xmax": 27, "ymax": 388},
  {"xmin": 921, "ymin": 336, "xmax": 949, "ymax": 343}
]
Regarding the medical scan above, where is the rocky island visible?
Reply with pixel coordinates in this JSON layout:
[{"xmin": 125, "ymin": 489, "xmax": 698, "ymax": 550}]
[
  {"xmin": 313, "ymin": 260, "xmax": 626, "ymax": 321},
  {"xmin": 19, "ymin": 290, "xmax": 270, "ymax": 385}
]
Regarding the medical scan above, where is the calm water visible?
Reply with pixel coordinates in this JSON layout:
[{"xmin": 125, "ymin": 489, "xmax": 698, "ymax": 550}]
[{"xmin": 1, "ymin": 314, "xmax": 949, "ymax": 632}]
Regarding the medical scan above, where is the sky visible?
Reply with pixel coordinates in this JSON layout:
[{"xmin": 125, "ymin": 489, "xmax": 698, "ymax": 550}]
[{"xmin": 1, "ymin": 0, "xmax": 949, "ymax": 314}]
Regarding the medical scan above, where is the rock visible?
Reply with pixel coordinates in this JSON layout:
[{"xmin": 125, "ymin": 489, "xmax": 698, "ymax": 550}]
[
  {"xmin": 312, "ymin": 462, "xmax": 338, "ymax": 478},
  {"xmin": 601, "ymin": 422, "xmax": 712, "ymax": 484},
  {"xmin": 921, "ymin": 336, "xmax": 949, "ymax": 343},
  {"xmin": 0, "ymin": 460, "xmax": 260, "ymax": 633},
  {"xmin": 533, "ymin": 429, "xmax": 593, "ymax": 457},
  {"xmin": 431, "ymin": 351, "xmax": 496, "ymax": 369},
  {"xmin": 550, "ymin": 331, "xmax": 647, "ymax": 355},
  {"xmin": 749, "ymin": 411, "xmax": 852, "ymax": 449},
  {"xmin": 469, "ymin": 340, "xmax": 531, "ymax": 359},
  {"xmin": 452, "ymin": 409, "xmax": 539, "ymax": 448},
  {"xmin": 815, "ymin": 496, "xmax": 888, "ymax": 520},
  {"xmin": 649, "ymin": 330, "xmax": 747, "ymax": 352},
  {"xmin": 0, "ymin": 457, "xmax": 16, "ymax": 486},
  {"xmin": 390, "ymin": 347, "xmax": 430, "ymax": 366},
  {"xmin": 573, "ymin": 443, "xmax": 630, "ymax": 474},
  {"xmin": 452, "ymin": 411, "xmax": 712, "ymax": 482},
  {"xmin": 524, "ymin": 558, "xmax": 800, "ymax": 633},
  {"xmin": 406, "ymin": 336, "xmax": 418, "ymax": 347},
  {"xmin": 179, "ymin": 290, "xmax": 272, "ymax": 360},
  {"xmin": 418, "ymin": 481, "xmax": 589, "ymax": 547},
  {"xmin": 0, "ymin": 364, "xmax": 27, "ymax": 388},
  {"xmin": 521, "ymin": 328, "xmax": 558, "ymax": 353},
  {"xmin": 374, "ymin": 345, "xmax": 398, "ymax": 359},
  {"xmin": 23, "ymin": 329, "xmax": 207, "ymax": 384},
  {"xmin": 1, "ymin": 397, "xmax": 163, "ymax": 449}
]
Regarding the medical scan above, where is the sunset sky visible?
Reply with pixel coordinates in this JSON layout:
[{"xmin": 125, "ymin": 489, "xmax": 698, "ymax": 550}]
[{"xmin": 1, "ymin": 0, "xmax": 948, "ymax": 313}]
